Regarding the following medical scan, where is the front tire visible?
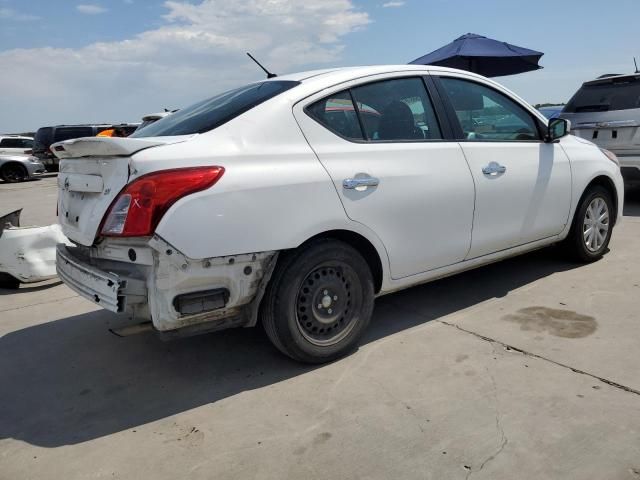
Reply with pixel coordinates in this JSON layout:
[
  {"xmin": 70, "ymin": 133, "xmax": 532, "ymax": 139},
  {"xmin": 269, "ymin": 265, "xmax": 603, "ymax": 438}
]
[
  {"xmin": 260, "ymin": 239, "xmax": 375, "ymax": 363},
  {"xmin": 564, "ymin": 185, "xmax": 614, "ymax": 262}
]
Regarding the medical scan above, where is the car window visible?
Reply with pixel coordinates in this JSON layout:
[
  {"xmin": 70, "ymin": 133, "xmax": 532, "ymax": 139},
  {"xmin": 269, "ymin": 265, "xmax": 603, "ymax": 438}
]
[
  {"xmin": 351, "ymin": 78, "xmax": 442, "ymax": 141},
  {"xmin": 54, "ymin": 127, "xmax": 94, "ymax": 142},
  {"xmin": 306, "ymin": 91, "xmax": 364, "ymax": 140},
  {"xmin": 440, "ymin": 77, "xmax": 540, "ymax": 141},
  {"xmin": 564, "ymin": 76, "xmax": 640, "ymax": 112},
  {"xmin": 0, "ymin": 138, "xmax": 30, "ymax": 148},
  {"xmin": 34, "ymin": 128, "xmax": 53, "ymax": 150},
  {"xmin": 132, "ymin": 81, "xmax": 300, "ymax": 138}
]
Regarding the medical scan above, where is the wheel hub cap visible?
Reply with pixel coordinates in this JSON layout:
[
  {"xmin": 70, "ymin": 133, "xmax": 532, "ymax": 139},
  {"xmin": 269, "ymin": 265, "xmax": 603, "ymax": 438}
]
[{"xmin": 583, "ymin": 197, "xmax": 609, "ymax": 252}]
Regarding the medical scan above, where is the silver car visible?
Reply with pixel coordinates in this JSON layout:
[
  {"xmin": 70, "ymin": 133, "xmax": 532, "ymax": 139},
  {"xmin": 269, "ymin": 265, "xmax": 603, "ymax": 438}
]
[
  {"xmin": 0, "ymin": 155, "xmax": 46, "ymax": 183},
  {"xmin": 560, "ymin": 73, "xmax": 640, "ymax": 184}
]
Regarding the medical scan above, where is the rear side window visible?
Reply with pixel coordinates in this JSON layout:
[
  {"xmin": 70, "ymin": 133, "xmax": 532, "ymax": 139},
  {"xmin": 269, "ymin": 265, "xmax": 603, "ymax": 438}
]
[
  {"xmin": 54, "ymin": 127, "xmax": 94, "ymax": 142},
  {"xmin": 306, "ymin": 91, "xmax": 364, "ymax": 140},
  {"xmin": 564, "ymin": 77, "xmax": 640, "ymax": 112},
  {"xmin": 0, "ymin": 138, "xmax": 32, "ymax": 148},
  {"xmin": 306, "ymin": 77, "xmax": 442, "ymax": 142},
  {"xmin": 132, "ymin": 81, "xmax": 300, "ymax": 138},
  {"xmin": 351, "ymin": 78, "xmax": 442, "ymax": 141}
]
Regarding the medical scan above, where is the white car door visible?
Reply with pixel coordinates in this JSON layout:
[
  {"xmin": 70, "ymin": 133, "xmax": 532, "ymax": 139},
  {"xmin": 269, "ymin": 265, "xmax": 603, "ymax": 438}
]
[
  {"xmin": 436, "ymin": 75, "xmax": 572, "ymax": 258},
  {"xmin": 294, "ymin": 75, "xmax": 475, "ymax": 279}
]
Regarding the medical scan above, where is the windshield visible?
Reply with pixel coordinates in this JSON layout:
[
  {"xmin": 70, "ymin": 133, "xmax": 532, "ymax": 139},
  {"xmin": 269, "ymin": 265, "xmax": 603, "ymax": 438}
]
[
  {"xmin": 564, "ymin": 76, "xmax": 640, "ymax": 113},
  {"xmin": 131, "ymin": 81, "xmax": 300, "ymax": 138}
]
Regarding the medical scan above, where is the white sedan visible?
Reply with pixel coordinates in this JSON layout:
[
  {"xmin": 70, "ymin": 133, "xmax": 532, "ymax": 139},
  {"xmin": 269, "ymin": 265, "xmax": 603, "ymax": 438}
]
[{"xmin": 53, "ymin": 65, "xmax": 624, "ymax": 363}]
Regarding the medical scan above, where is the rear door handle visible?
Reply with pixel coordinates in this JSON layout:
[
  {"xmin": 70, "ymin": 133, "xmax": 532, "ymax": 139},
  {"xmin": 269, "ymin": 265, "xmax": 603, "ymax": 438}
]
[
  {"xmin": 343, "ymin": 176, "xmax": 380, "ymax": 189},
  {"xmin": 482, "ymin": 162, "xmax": 507, "ymax": 176}
]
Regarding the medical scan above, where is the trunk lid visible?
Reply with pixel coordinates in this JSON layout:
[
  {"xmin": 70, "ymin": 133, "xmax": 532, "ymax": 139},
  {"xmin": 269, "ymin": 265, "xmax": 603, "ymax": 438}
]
[{"xmin": 54, "ymin": 136, "xmax": 189, "ymax": 245}]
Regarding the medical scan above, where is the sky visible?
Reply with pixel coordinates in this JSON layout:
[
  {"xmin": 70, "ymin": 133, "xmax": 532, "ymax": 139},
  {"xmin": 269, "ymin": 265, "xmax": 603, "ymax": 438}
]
[{"xmin": 0, "ymin": 0, "xmax": 638, "ymax": 133}]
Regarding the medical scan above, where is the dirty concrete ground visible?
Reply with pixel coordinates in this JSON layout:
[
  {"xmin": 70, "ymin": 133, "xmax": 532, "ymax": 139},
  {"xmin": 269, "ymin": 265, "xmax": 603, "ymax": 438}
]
[{"xmin": 1, "ymin": 175, "xmax": 640, "ymax": 480}]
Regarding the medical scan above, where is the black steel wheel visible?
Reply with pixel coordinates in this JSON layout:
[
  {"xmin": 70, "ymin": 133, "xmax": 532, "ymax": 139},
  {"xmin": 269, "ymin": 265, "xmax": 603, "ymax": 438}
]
[
  {"xmin": 261, "ymin": 239, "xmax": 375, "ymax": 363},
  {"xmin": 1, "ymin": 163, "xmax": 28, "ymax": 183}
]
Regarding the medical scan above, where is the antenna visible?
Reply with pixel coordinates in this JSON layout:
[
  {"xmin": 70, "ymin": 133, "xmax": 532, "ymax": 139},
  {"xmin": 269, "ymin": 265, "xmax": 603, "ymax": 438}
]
[
  {"xmin": 246, "ymin": 52, "xmax": 277, "ymax": 79},
  {"xmin": 635, "ymin": 57, "xmax": 639, "ymax": 74}
]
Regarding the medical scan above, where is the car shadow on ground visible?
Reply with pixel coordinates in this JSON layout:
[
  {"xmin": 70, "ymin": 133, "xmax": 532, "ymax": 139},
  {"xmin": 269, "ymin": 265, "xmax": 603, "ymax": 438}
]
[
  {"xmin": 623, "ymin": 185, "xmax": 640, "ymax": 217},
  {"xmin": 0, "ymin": 247, "xmax": 582, "ymax": 448}
]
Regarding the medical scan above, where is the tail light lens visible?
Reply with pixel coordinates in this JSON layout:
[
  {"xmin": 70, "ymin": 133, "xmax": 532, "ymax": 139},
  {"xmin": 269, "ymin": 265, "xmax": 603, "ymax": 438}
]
[{"xmin": 101, "ymin": 166, "xmax": 224, "ymax": 237}]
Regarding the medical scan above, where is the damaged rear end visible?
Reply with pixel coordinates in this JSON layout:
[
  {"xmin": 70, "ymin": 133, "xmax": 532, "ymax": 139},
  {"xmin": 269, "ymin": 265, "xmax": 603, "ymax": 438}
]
[{"xmin": 54, "ymin": 136, "xmax": 277, "ymax": 336}]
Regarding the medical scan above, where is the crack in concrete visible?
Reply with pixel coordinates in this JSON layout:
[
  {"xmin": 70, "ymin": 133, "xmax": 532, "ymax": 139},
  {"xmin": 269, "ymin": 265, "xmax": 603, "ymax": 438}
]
[
  {"xmin": 439, "ymin": 320, "xmax": 640, "ymax": 397},
  {"xmin": 0, "ymin": 294, "xmax": 79, "ymax": 313}
]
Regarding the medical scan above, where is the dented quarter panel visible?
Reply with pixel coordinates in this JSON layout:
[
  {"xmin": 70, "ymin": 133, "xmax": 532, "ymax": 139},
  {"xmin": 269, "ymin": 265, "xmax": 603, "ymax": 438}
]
[{"xmin": 146, "ymin": 236, "xmax": 277, "ymax": 331}]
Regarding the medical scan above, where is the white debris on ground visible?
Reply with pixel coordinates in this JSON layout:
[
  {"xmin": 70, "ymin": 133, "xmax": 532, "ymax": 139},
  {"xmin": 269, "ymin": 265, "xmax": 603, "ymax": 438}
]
[{"xmin": 0, "ymin": 209, "xmax": 71, "ymax": 287}]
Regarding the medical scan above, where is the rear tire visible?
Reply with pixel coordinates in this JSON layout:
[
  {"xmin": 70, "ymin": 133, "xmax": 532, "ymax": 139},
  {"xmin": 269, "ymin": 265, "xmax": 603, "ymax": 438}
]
[
  {"xmin": 563, "ymin": 185, "xmax": 614, "ymax": 262},
  {"xmin": 260, "ymin": 239, "xmax": 375, "ymax": 363},
  {"xmin": 1, "ymin": 163, "xmax": 28, "ymax": 183}
]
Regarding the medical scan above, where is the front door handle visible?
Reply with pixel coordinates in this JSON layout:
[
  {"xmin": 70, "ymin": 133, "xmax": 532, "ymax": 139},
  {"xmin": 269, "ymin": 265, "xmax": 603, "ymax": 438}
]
[
  {"xmin": 343, "ymin": 176, "xmax": 380, "ymax": 189},
  {"xmin": 482, "ymin": 162, "xmax": 507, "ymax": 176}
]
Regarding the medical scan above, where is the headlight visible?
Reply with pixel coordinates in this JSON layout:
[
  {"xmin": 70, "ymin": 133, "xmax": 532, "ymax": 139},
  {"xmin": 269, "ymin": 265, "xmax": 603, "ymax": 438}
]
[{"xmin": 600, "ymin": 148, "xmax": 619, "ymax": 166}]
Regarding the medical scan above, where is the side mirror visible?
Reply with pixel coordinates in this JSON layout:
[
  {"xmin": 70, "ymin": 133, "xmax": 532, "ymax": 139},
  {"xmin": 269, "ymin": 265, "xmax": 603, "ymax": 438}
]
[{"xmin": 546, "ymin": 118, "xmax": 570, "ymax": 142}]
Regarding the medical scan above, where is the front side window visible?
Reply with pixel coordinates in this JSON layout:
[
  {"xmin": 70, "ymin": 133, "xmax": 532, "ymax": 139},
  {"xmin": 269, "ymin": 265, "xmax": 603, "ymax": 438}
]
[
  {"xmin": 132, "ymin": 80, "xmax": 300, "ymax": 138},
  {"xmin": 440, "ymin": 77, "xmax": 540, "ymax": 141},
  {"xmin": 351, "ymin": 78, "xmax": 442, "ymax": 141}
]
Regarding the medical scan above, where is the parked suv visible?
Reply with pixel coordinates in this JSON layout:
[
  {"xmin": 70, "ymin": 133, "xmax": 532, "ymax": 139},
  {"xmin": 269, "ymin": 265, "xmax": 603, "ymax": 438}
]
[
  {"xmin": 560, "ymin": 73, "xmax": 640, "ymax": 183},
  {"xmin": 0, "ymin": 135, "xmax": 34, "ymax": 156},
  {"xmin": 33, "ymin": 124, "xmax": 116, "ymax": 171},
  {"xmin": 54, "ymin": 66, "xmax": 624, "ymax": 363}
]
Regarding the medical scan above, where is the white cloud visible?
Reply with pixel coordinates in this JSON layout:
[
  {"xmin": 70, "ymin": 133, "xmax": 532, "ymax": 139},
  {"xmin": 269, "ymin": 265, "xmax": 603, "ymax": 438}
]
[
  {"xmin": 0, "ymin": 0, "xmax": 369, "ymax": 132},
  {"xmin": 382, "ymin": 1, "xmax": 405, "ymax": 7},
  {"xmin": 0, "ymin": 7, "xmax": 40, "ymax": 21},
  {"xmin": 76, "ymin": 4, "xmax": 108, "ymax": 14}
]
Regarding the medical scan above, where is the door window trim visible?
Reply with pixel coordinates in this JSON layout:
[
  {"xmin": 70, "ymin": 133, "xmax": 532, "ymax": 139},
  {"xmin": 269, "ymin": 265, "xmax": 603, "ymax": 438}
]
[
  {"xmin": 432, "ymin": 75, "xmax": 547, "ymax": 143},
  {"xmin": 303, "ymin": 75, "xmax": 451, "ymax": 144}
]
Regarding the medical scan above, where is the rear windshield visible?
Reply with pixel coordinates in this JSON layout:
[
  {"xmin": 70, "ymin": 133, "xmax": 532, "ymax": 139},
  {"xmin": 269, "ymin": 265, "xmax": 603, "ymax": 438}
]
[
  {"xmin": 131, "ymin": 80, "xmax": 300, "ymax": 138},
  {"xmin": 34, "ymin": 127, "xmax": 53, "ymax": 150},
  {"xmin": 54, "ymin": 127, "xmax": 94, "ymax": 142},
  {"xmin": 564, "ymin": 76, "xmax": 640, "ymax": 113}
]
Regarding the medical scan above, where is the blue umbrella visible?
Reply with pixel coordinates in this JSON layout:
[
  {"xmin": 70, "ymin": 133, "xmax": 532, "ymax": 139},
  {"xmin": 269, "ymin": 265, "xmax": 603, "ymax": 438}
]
[{"xmin": 409, "ymin": 33, "xmax": 543, "ymax": 77}]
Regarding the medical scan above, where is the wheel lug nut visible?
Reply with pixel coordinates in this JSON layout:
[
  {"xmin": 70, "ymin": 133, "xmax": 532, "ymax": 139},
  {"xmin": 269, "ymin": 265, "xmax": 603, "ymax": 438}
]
[
  {"xmin": 323, "ymin": 290, "xmax": 328, "ymax": 295},
  {"xmin": 333, "ymin": 295, "xmax": 338, "ymax": 300},
  {"xmin": 317, "ymin": 304, "xmax": 323, "ymax": 309},
  {"xmin": 328, "ymin": 309, "xmax": 333, "ymax": 314}
]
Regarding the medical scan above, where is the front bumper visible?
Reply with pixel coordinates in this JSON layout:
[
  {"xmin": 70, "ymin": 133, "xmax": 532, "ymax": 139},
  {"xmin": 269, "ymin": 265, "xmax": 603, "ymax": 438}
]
[
  {"xmin": 617, "ymin": 155, "xmax": 640, "ymax": 182},
  {"xmin": 25, "ymin": 160, "xmax": 46, "ymax": 178},
  {"xmin": 56, "ymin": 244, "xmax": 126, "ymax": 312}
]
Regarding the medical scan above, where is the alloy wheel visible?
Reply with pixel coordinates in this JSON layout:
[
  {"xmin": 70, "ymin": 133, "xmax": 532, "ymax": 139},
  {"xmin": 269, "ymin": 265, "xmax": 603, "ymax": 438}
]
[{"xmin": 582, "ymin": 197, "xmax": 609, "ymax": 252}]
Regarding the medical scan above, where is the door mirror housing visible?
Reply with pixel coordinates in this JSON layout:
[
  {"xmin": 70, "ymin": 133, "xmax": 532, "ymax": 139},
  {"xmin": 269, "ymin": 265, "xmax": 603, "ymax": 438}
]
[{"xmin": 546, "ymin": 118, "xmax": 570, "ymax": 142}]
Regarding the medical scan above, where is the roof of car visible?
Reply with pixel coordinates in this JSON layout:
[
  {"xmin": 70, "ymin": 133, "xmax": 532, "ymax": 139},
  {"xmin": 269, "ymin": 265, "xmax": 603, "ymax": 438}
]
[
  {"xmin": 584, "ymin": 72, "xmax": 640, "ymax": 85},
  {"xmin": 275, "ymin": 64, "xmax": 471, "ymax": 82}
]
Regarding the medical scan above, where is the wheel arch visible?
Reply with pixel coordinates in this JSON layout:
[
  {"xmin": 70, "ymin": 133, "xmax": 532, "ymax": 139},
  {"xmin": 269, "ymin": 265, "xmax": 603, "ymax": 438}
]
[
  {"xmin": 0, "ymin": 161, "xmax": 28, "ymax": 179},
  {"xmin": 583, "ymin": 174, "xmax": 619, "ymax": 223},
  {"xmin": 299, "ymin": 229, "xmax": 385, "ymax": 293}
]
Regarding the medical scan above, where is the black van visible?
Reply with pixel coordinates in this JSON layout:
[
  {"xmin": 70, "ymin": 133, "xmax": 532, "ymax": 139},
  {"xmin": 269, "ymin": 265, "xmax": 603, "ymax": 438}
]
[{"xmin": 33, "ymin": 124, "xmax": 138, "ymax": 171}]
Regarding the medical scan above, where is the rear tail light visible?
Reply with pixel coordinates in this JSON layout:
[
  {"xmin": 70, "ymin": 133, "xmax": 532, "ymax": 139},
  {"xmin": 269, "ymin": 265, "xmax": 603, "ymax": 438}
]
[{"xmin": 101, "ymin": 166, "xmax": 224, "ymax": 237}]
